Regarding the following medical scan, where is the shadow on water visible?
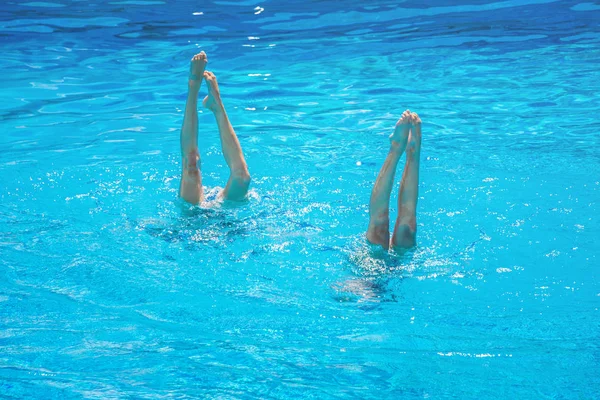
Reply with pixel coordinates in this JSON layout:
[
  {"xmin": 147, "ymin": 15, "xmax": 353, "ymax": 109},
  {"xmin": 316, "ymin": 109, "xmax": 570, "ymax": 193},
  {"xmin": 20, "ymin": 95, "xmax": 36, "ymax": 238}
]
[
  {"xmin": 136, "ymin": 187, "xmax": 494, "ymax": 309},
  {"xmin": 334, "ymin": 228, "xmax": 491, "ymax": 306},
  {"xmin": 140, "ymin": 195, "xmax": 262, "ymax": 247},
  {"xmin": 139, "ymin": 185, "xmax": 329, "ymax": 248}
]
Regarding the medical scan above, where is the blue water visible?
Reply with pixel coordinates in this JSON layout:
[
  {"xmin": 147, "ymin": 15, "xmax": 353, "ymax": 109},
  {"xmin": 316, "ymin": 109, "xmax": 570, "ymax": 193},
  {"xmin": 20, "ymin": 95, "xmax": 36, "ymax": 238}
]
[{"xmin": 1, "ymin": 0, "xmax": 599, "ymax": 398}]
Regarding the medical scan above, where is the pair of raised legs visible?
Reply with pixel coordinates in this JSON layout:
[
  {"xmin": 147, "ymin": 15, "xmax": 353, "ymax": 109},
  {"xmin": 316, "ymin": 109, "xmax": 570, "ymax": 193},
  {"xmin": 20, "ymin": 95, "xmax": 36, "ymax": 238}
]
[
  {"xmin": 366, "ymin": 110, "xmax": 422, "ymax": 250},
  {"xmin": 178, "ymin": 53, "xmax": 422, "ymax": 251},
  {"xmin": 179, "ymin": 52, "xmax": 251, "ymax": 204}
]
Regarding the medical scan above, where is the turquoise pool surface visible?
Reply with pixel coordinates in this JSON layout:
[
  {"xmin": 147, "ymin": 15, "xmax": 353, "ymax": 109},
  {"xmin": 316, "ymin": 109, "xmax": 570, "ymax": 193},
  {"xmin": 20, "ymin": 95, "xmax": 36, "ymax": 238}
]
[{"xmin": 1, "ymin": 0, "xmax": 599, "ymax": 398}]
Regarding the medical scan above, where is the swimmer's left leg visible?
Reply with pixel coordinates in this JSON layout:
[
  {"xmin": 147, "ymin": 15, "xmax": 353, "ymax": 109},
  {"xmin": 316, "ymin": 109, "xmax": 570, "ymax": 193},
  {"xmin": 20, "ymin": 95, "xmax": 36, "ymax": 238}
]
[
  {"xmin": 391, "ymin": 112, "xmax": 422, "ymax": 249},
  {"xmin": 203, "ymin": 71, "xmax": 251, "ymax": 201},
  {"xmin": 179, "ymin": 52, "xmax": 208, "ymax": 204},
  {"xmin": 366, "ymin": 110, "xmax": 411, "ymax": 249}
]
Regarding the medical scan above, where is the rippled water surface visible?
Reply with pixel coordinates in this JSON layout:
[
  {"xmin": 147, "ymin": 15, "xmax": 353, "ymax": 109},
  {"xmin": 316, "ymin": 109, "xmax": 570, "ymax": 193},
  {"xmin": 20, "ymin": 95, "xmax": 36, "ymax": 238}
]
[{"xmin": 1, "ymin": 0, "xmax": 599, "ymax": 398}]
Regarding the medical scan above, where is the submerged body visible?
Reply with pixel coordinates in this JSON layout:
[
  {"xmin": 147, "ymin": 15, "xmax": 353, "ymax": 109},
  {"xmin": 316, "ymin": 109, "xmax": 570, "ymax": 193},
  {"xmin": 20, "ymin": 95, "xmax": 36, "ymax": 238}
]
[
  {"xmin": 179, "ymin": 52, "xmax": 251, "ymax": 204},
  {"xmin": 366, "ymin": 110, "xmax": 422, "ymax": 251}
]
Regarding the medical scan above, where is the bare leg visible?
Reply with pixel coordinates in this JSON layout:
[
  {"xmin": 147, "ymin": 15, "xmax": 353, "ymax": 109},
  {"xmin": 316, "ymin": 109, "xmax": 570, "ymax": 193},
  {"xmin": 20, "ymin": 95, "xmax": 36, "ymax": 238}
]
[
  {"xmin": 391, "ymin": 112, "xmax": 422, "ymax": 249},
  {"xmin": 366, "ymin": 110, "xmax": 412, "ymax": 249},
  {"xmin": 179, "ymin": 52, "xmax": 208, "ymax": 204},
  {"xmin": 202, "ymin": 71, "xmax": 251, "ymax": 201}
]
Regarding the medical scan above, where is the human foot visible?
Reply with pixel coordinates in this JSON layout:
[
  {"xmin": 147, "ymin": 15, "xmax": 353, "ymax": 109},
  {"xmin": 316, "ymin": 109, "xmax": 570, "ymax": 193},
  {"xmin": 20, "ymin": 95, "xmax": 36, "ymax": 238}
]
[
  {"xmin": 202, "ymin": 71, "xmax": 224, "ymax": 114},
  {"xmin": 188, "ymin": 52, "xmax": 208, "ymax": 91},
  {"xmin": 390, "ymin": 109, "xmax": 412, "ymax": 148},
  {"xmin": 406, "ymin": 112, "xmax": 422, "ymax": 156}
]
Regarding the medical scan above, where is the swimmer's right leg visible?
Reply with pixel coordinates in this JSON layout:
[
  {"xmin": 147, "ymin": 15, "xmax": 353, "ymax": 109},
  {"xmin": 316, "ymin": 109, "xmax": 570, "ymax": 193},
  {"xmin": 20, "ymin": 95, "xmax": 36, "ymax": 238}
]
[
  {"xmin": 391, "ymin": 112, "xmax": 422, "ymax": 249},
  {"xmin": 366, "ymin": 110, "xmax": 411, "ymax": 249},
  {"xmin": 203, "ymin": 71, "xmax": 251, "ymax": 201},
  {"xmin": 179, "ymin": 52, "xmax": 208, "ymax": 204}
]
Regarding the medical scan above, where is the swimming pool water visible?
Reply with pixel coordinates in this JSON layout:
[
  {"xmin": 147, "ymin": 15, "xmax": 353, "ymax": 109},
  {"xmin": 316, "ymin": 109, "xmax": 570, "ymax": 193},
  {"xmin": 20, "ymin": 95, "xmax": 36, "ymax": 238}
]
[{"xmin": 1, "ymin": 0, "xmax": 599, "ymax": 398}]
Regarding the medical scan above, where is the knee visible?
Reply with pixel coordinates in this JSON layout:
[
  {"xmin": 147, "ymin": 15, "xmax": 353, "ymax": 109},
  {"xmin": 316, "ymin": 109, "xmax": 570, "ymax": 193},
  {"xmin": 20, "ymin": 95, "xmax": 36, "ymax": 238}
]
[
  {"xmin": 392, "ymin": 224, "xmax": 417, "ymax": 249},
  {"xmin": 183, "ymin": 151, "xmax": 200, "ymax": 172},
  {"xmin": 371, "ymin": 209, "xmax": 390, "ymax": 224},
  {"xmin": 233, "ymin": 169, "xmax": 251, "ymax": 186},
  {"xmin": 404, "ymin": 216, "xmax": 417, "ymax": 232}
]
